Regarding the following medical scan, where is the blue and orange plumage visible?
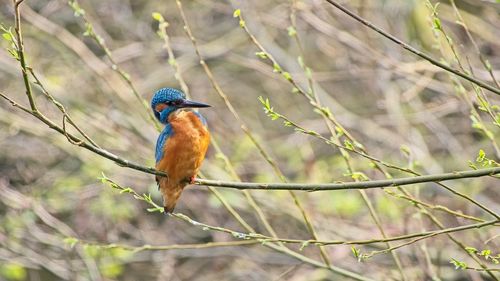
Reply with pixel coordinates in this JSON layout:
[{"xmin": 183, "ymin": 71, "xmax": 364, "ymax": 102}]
[{"xmin": 151, "ymin": 88, "xmax": 210, "ymax": 213}]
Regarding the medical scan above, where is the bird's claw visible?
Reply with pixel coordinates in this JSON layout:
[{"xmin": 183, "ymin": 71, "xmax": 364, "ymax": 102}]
[
  {"xmin": 164, "ymin": 206, "xmax": 174, "ymax": 215},
  {"xmin": 189, "ymin": 176, "xmax": 196, "ymax": 184}
]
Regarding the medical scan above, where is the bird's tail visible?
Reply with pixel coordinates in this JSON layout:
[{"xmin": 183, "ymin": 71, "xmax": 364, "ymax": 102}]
[{"xmin": 157, "ymin": 177, "xmax": 186, "ymax": 213}]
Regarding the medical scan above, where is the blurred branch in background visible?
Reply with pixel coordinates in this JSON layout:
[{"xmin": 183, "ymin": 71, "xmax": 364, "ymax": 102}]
[
  {"xmin": 324, "ymin": 0, "xmax": 500, "ymax": 95},
  {"xmin": 1, "ymin": 0, "xmax": 499, "ymax": 280}
]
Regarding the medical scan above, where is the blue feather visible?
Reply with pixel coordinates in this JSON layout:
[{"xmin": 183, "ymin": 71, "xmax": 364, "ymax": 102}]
[{"xmin": 155, "ymin": 124, "xmax": 173, "ymax": 163}]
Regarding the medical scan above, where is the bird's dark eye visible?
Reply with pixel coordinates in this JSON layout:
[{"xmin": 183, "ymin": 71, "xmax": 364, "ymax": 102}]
[{"xmin": 171, "ymin": 100, "xmax": 183, "ymax": 106}]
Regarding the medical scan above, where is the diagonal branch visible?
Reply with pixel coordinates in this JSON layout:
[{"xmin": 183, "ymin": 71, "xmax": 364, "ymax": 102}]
[{"xmin": 324, "ymin": 0, "xmax": 500, "ymax": 95}]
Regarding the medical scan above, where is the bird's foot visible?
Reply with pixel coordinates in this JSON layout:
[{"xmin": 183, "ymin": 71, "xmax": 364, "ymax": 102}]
[
  {"xmin": 189, "ymin": 176, "xmax": 196, "ymax": 184},
  {"xmin": 181, "ymin": 176, "xmax": 197, "ymax": 185},
  {"xmin": 164, "ymin": 206, "xmax": 174, "ymax": 215}
]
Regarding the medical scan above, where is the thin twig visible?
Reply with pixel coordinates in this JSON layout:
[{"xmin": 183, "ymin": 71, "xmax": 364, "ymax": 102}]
[
  {"xmin": 29, "ymin": 68, "xmax": 100, "ymax": 147},
  {"xmin": 449, "ymin": 0, "xmax": 499, "ymax": 88},
  {"xmin": 286, "ymin": 3, "xmax": 404, "ymax": 275},
  {"xmin": 175, "ymin": 0, "xmax": 333, "ymax": 268},
  {"xmin": 69, "ymin": 0, "xmax": 161, "ymax": 131},
  {"xmin": 259, "ymin": 101, "xmax": 499, "ymax": 219},
  {"xmin": 69, "ymin": 239, "xmax": 260, "ymax": 252},
  {"xmin": 13, "ymin": 0, "xmax": 37, "ymax": 111},
  {"xmin": 103, "ymin": 176, "xmax": 500, "ymax": 247},
  {"xmin": 384, "ymin": 189, "xmax": 485, "ymax": 222},
  {"xmin": 1, "ymin": 91, "xmax": 166, "ymax": 178}
]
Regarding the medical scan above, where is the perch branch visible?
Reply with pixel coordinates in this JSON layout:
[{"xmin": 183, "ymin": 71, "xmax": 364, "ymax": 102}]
[{"xmin": 195, "ymin": 167, "xmax": 500, "ymax": 191}]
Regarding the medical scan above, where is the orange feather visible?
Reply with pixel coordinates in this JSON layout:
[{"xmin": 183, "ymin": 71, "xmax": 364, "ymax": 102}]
[{"xmin": 156, "ymin": 111, "xmax": 210, "ymax": 212}]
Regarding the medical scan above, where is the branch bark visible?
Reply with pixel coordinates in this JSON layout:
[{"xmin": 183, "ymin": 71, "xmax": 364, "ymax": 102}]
[{"xmin": 196, "ymin": 167, "xmax": 500, "ymax": 191}]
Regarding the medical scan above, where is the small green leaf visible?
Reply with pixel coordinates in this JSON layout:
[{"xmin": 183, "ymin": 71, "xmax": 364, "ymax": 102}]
[
  {"xmin": 119, "ymin": 187, "xmax": 133, "ymax": 194},
  {"xmin": 476, "ymin": 149, "xmax": 485, "ymax": 163},
  {"xmin": 101, "ymin": 262, "xmax": 123, "ymax": 278},
  {"xmin": 146, "ymin": 207, "xmax": 163, "ymax": 213},
  {"xmin": 69, "ymin": 0, "xmax": 86, "ymax": 17},
  {"xmin": 297, "ymin": 56, "xmax": 304, "ymax": 68},
  {"xmin": 83, "ymin": 244, "xmax": 100, "ymax": 257},
  {"xmin": 299, "ymin": 241, "xmax": 310, "ymax": 251},
  {"xmin": 99, "ymin": 172, "xmax": 108, "ymax": 183},
  {"xmin": 400, "ymin": 145, "xmax": 411, "ymax": 157},
  {"xmin": 450, "ymin": 258, "xmax": 467, "ymax": 270},
  {"xmin": 152, "ymin": 12, "xmax": 164, "ymax": 22},
  {"xmin": 287, "ymin": 26, "xmax": 297, "ymax": 36},
  {"xmin": 344, "ymin": 140, "xmax": 354, "ymax": 150},
  {"xmin": 480, "ymin": 249, "xmax": 491, "ymax": 259},
  {"xmin": 63, "ymin": 237, "xmax": 79, "ymax": 248},
  {"xmin": 8, "ymin": 48, "xmax": 19, "ymax": 60},
  {"xmin": 485, "ymin": 59, "xmax": 492, "ymax": 70},
  {"xmin": 465, "ymin": 247, "xmax": 477, "ymax": 254},
  {"xmin": 0, "ymin": 262, "xmax": 27, "ymax": 281},
  {"xmin": 335, "ymin": 126, "xmax": 344, "ymax": 136},
  {"xmin": 351, "ymin": 247, "xmax": 362, "ymax": 262},
  {"xmin": 2, "ymin": 33, "xmax": 12, "ymax": 42},
  {"xmin": 305, "ymin": 67, "xmax": 312, "ymax": 79},
  {"xmin": 273, "ymin": 63, "xmax": 282, "ymax": 73},
  {"xmin": 353, "ymin": 141, "xmax": 364, "ymax": 150},
  {"xmin": 233, "ymin": 9, "xmax": 241, "ymax": 18},
  {"xmin": 123, "ymin": 72, "xmax": 131, "ymax": 80},
  {"xmin": 319, "ymin": 107, "xmax": 332, "ymax": 118},
  {"xmin": 255, "ymin": 52, "xmax": 267, "ymax": 59},
  {"xmin": 351, "ymin": 172, "xmax": 369, "ymax": 181},
  {"xmin": 282, "ymin": 71, "xmax": 292, "ymax": 81},
  {"xmin": 83, "ymin": 23, "xmax": 93, "ymax": 37},
  {"xmin": 433, "ymin": 18, "xmax": 442, "ymax": 30},
  {"xmin": 468, "ymin": 161, "xmax": 477, "ymax": 170}
]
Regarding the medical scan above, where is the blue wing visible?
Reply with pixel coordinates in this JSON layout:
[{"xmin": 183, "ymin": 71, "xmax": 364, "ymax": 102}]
[{"xmin": 155, "ymin": 124, "xmax": 173, "ymax": 163}]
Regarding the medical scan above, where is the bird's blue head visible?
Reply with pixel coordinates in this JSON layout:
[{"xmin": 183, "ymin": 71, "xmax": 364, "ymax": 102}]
[{"xmin": 151, "ymin": 88, "xmax": 210, "ymax": 124}]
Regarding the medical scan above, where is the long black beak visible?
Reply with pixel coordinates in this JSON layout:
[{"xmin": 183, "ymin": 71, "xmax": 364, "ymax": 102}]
[{"xmin": 179, "ymin": 99, "xmax": 211, "ymax": 108}]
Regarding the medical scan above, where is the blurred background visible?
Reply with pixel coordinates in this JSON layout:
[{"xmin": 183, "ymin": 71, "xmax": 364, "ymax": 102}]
[{"xmin": 0, "ymin": 0, "xmax": 499, "ymax": 280}]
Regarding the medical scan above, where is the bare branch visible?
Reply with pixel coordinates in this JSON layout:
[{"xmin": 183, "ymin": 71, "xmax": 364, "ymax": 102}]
[{"xmin": 324, "ymin": 0, "xmax": 500, "ymax": 95}]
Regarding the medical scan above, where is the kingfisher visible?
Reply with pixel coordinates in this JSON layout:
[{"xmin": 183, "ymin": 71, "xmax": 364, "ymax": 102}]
[{"xmin": 151, "ymin": 88, "xmax": 211, "ymax": 213}]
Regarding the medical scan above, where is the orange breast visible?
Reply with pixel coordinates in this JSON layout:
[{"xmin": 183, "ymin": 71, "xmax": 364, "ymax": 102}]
[{"xmin": 156, "ymin": 111, "xmax": 210, "ymax": 185}]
